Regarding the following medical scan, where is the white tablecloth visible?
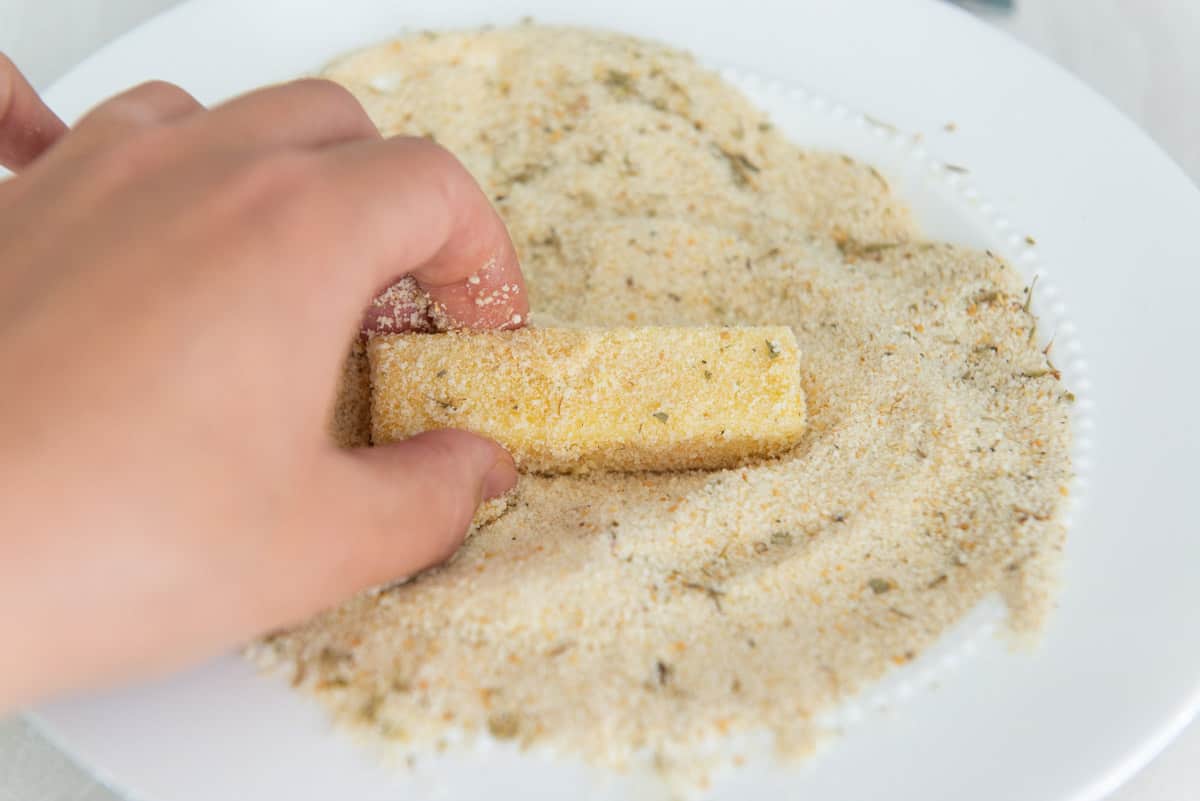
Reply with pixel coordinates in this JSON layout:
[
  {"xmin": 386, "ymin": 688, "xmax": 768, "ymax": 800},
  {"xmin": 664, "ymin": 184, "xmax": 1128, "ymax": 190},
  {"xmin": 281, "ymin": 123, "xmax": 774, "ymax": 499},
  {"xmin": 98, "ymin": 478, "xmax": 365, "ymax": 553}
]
[{"xmin": 0, "ymin": 1, "xmax": 1196, "ymax": 799}]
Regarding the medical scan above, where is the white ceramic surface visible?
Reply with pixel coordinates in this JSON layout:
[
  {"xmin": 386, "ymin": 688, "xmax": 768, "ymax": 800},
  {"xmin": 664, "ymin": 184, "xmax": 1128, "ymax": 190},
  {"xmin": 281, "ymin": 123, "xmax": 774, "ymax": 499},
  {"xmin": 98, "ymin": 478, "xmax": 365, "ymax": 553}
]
[{"xmin": 6, "ymin": 1, "xmax": 1200, "ymax": 799}]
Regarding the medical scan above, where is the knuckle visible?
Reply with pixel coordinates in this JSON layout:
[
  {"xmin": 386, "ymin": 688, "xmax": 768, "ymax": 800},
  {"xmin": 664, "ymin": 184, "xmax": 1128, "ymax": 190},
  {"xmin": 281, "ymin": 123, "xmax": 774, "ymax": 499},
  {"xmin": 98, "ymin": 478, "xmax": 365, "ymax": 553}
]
[
  {"xmin": 407, "ymin": 136, "xmax": 457, "ymax": 170},
  {"xmin": 81, "ymin": 80, "xmax": 192, "ymax": 129},
  {"xmin": 295, "ymin": 77, "xmax": 365, "ymax": 114},
  {"xmin": 303, "ymin": 79, "xmax": 378, "ymax": 138},
  {"xmin": 85, "ymin": 97, "xmax": 145, "ymax": 129},
  {"xmin": 413, "ymin": 139, "xmax": 470, "ymax": 205},
  {"xmin": 130, "ymin": 79, "xmax": 185, "ymax": 97},
  {"xmin": 224, "ymin": 151, "xmax": 321, "ymax": 209},
  {"xmin": 87, "ymin": 126, "xmax": 182, "ymax": 187},
  {"xmin": 130, "ymin": 79, "xmax": 195, "ymax": 109},
  {"xmin": 121, "ymin": 123, "xmax": 176, "ymax": 153},
  {"xmin": 212, "ymin": 154, "xmax": 327, "ymax": 260}
]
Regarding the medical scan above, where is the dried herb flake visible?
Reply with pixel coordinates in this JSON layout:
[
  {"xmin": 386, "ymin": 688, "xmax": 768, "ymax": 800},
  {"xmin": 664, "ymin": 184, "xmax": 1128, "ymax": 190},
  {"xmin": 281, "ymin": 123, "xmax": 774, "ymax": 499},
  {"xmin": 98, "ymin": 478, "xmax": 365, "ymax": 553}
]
[
  {"xmin": 868, "ymin": 578, "xmax": 894, "ymax": 594},
  {"xmin": 713, "ymin": 144, "xmax": 760, "ymax": 187},
  {"xmin": 487, "ymin": 712, "xmax": 521, "ymax": 740},
  {"xmin": 603, "ymin": 69, "xmax": 636, "ymax": 97}
]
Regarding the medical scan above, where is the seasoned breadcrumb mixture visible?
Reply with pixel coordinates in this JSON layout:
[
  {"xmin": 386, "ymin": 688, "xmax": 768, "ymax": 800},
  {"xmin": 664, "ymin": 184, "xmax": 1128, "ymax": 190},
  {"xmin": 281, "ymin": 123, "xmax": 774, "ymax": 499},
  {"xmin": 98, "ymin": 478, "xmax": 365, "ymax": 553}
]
[{"xmin": 258, "ymin": 25, "xmax": 1072, "ymax": 785}]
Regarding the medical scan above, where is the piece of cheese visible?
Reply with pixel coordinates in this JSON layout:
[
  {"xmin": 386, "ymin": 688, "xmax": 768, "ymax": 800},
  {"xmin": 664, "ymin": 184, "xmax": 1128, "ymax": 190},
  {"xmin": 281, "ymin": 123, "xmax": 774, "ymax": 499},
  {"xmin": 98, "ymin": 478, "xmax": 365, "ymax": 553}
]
[{"xmin": 369, "ymin": 326, "xmax": 807, "ymax": 474}]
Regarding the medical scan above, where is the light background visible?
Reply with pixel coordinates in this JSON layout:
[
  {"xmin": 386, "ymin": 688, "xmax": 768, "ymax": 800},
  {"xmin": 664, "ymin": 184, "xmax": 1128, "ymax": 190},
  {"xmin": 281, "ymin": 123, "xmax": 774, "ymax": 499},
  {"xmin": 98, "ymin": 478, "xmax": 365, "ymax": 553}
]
[{"xmin": 1, "ymin": 1, "xmax": 1197, "ymax": 799}]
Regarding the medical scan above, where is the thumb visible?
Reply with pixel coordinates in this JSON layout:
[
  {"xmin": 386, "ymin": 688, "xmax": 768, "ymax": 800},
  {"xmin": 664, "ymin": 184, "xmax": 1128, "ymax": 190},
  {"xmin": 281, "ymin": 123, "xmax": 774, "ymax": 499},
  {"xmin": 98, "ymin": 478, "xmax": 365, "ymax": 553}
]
[{"xmin": 301, "ymin": 429, "xmax": 517, "ymax": 610}]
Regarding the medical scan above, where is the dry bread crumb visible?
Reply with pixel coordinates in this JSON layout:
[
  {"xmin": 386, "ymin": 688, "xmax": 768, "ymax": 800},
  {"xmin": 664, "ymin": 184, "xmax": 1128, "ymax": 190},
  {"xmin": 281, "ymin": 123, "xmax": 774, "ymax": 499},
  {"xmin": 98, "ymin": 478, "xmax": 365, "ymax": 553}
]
[
  {"xmin": 329, "ymin": 338, "xmax": 370, "ymax": 448},
  {"xmin": 364, "ymin": 276, "xmax": 457, "ymax": 334},
  {"xmin": 301, "ymin": 25, "xmax": 1072, "ymax": 789}
]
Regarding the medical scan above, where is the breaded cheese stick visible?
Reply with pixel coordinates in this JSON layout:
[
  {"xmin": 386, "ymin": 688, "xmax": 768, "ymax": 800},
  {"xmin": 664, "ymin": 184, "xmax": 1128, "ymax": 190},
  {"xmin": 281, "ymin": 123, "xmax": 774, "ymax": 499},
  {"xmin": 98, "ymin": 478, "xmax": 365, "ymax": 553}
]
[{"xmin": 369, "ymin": 326, "xmax": 807, "ymax": 474}]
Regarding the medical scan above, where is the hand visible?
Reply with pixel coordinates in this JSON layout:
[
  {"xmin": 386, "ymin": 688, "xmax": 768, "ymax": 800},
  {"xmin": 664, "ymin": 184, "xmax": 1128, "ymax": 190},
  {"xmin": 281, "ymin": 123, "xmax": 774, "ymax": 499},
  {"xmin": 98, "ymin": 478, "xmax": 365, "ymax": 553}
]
[{"xmin": 0, "ymin": 56, "xmax": 524, "ymax": 711}]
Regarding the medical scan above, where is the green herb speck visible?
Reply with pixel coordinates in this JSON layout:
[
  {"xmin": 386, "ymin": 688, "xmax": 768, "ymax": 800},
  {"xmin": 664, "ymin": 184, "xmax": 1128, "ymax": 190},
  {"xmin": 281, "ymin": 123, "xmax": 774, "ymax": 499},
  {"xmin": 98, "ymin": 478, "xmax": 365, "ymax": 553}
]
[
  {"xmin": 487, "ymin": 712, "xmax": 520, "ymax": 740},
  {"xmin": 603, "ymin": 69, "xmax": 635, "ymax": 96}
]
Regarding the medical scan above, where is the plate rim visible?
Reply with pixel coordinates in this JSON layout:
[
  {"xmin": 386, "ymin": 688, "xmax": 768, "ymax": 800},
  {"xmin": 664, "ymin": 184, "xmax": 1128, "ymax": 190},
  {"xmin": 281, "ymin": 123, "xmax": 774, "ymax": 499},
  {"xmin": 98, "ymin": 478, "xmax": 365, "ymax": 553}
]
[{"xmin": 27, "ymin": 1, "xmax": 1200, "ymax": 800}]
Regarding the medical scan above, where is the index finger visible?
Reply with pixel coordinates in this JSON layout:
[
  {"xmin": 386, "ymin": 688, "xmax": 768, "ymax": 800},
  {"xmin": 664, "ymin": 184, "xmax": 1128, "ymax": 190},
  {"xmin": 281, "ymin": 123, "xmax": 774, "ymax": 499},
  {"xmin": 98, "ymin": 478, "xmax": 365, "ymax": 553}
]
[
  {"xmin": 310, "ymin": 135, "xmax": 527, "ymax": 333},
  {"xmin": 0, "ymin": 53, "xmax": 68, "ymax": 171}
]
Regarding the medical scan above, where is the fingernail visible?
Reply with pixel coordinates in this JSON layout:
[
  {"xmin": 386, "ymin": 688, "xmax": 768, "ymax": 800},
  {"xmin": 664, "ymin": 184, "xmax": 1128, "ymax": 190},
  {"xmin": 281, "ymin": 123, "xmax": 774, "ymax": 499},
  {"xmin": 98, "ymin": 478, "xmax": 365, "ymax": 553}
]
[{"xmin": 481, "ymin": 448, "xmax": 518, "ymax": 501}]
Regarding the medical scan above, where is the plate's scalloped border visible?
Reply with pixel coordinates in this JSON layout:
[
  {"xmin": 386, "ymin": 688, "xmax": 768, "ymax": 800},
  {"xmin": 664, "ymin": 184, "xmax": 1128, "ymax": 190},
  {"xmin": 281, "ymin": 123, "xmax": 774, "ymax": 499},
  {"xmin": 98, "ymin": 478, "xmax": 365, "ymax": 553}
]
[
  {"xmin": 26, "ymin": 56, "xmax": 1098, "ymax": 801},
  {"xmin": 226, "ymin": 63, "xmax": 1099, "ymax": 789},
  {"xmin": 717, "ymin": 65, "xmax": 1094, "ymax": 732},
  {"xmin": 258, "ymin": 65, "xmax": 1098, "ymax": 777}
]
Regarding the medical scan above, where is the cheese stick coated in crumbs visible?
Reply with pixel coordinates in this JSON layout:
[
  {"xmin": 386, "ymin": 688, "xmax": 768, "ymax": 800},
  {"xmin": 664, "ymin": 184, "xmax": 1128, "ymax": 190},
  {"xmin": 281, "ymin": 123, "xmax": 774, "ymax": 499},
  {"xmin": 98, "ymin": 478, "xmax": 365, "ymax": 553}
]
[{"xmin": 369, "ymin": 326, "xmax": 807, "ymax": 473}]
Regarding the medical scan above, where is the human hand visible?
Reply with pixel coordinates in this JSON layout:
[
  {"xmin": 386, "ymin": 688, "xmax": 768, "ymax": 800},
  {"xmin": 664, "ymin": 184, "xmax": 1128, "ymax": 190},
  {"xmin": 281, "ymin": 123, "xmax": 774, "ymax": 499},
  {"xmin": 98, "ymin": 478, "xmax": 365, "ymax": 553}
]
[{"xmin": 0, "ymin": 56, "xmax": 524, "ymax": 710}]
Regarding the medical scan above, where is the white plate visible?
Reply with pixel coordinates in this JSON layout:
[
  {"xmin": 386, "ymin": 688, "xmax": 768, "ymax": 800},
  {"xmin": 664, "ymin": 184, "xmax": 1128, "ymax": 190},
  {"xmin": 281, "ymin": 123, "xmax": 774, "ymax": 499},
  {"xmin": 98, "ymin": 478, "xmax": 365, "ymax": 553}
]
[{"xmin": 29, "ymin": 1, "xmax": 1200, "ymax": 800}]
